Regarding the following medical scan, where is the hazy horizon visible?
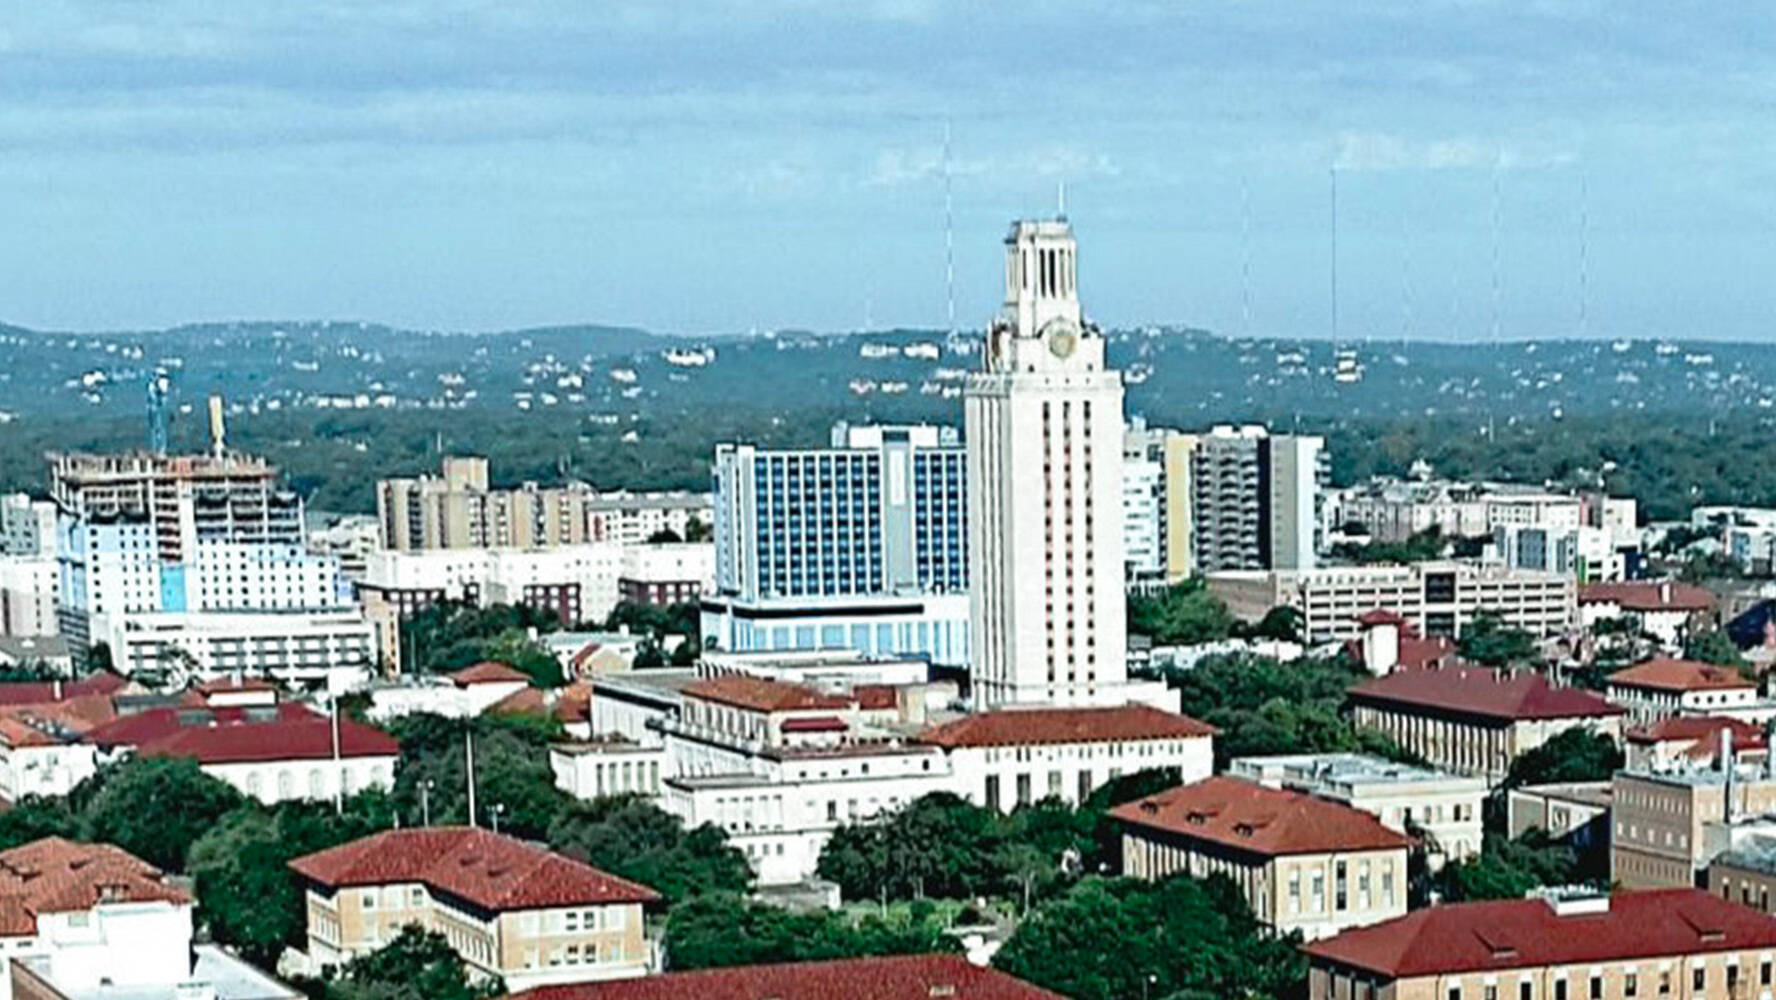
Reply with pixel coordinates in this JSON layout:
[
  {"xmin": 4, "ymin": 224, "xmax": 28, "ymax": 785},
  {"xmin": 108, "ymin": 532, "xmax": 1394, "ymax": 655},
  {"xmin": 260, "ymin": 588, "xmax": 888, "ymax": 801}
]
[{"xmin": 7, "ymin": 3, "xmax": 1774, "ymax": 341}]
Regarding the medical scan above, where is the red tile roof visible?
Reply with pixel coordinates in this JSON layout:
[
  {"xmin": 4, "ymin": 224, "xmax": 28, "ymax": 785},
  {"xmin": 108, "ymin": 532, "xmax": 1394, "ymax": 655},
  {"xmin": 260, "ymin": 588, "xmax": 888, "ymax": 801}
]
[
  {"xmin": 1348, "ymin": 668, "xmax": 1624, "ymax": 723},
  {"xmin": 1609, "ymin": 658, "xmax": 1753, "ymax": 693},
  {"xmin": 917, "ymin": 705, "xmax": 1216, "ymax": 749},
  {"xmin": 0, "ymin": 673, "xmax": 126, "ymax": 708},
  {"xmin": 450, "ymin": 662, "xmax": 532, "ymax": 687},
  {"xmin": 1580, "ymin": 581, "xmax": 1714, "ymax": 612},
  {"xmin": 290, "ymin": 827, "xmax": 659, "ymax": 911},
  {"xmin": 1627, "ymin": 715, "xmax": 1766, "ymax": 746},
  {"xmin": 1356, "ymin": 609, "xmax": 1409, "ymax": 627},
  {"xmin": 136, "ymin": 714, "xmax": 399, "ymax": 765},
  {"xmin": 0, "ymin": 837, "xmax": 189, "ymax": 935},
  {"xmin": 82, "ymin": 702, "xmax": 317, "ymax": 750},
  {"xmin": 683, "ymin": 676, "xmax": 853, "ymax": 713},
  {"xmin": 505, "ymin": 955, "xmax": 1061, "ymax": 1000},
  {"xmin": 1303, "ymin": 889, "xmax": 1776, "ymax": 979},
  {"xmin": 1112, "ymin": 775, "xmax": 1412, "ymax": 857}
]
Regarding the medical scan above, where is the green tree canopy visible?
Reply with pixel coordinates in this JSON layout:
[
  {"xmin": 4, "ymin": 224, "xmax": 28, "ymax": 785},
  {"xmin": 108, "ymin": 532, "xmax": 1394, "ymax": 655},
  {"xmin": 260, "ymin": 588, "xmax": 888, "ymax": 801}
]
[
  {"xmin": 1502, "ymin": 729, "xmax": 1623, "ymax": 789},
  {"xmin": 662, "ymin": 894, "xmax": 955, "ymax": 972},
  {"xmin": 1128, "ymin": 578, "xmax": 1237, "ymax": 646},
  {"xmin": 1458, "ymin": 612, "xmax": 1538, "ymax": 667},
  {"xmin": 993, "ymin": 874, "xmax": 1303, "ymax": 1000},
  {"xmin": 82, "ymin": 758, "xmax": 247, "ymax": 872},
  {"xmin": 387, "ymin": 714, "xmax": 568, "ymax": 837},
  {"xmin": 1685, "ymin": 628, "xmax": 1748, "ymax": 669},
  {"xmin": 546, "ymin": 795, "xmax": 751, "ymax": 904},
  {"xmin": 325, "ymin": 925, "xmax": 503, "ymax": 1000},
  {"xmin": 188, "ymin": 792, "xmax": 396, "ymax": 967},
  {"xmin": 1433, "ymin": 830, "xmax": 1599, "ymax": 903}
]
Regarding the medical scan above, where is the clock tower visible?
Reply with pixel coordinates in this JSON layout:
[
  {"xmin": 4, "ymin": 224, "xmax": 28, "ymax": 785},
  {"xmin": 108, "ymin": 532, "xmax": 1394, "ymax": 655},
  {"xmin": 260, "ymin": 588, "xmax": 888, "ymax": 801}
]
[{"xmin": 966, "ymin": 218, "xmax": 1166, "ymax": 710}]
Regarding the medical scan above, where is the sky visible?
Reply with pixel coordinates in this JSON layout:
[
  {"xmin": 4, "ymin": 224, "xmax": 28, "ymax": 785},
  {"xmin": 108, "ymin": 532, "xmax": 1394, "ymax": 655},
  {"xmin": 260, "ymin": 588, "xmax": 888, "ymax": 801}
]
[{"xmin": 4, "ymin": 1, "xmax": 1776, "ymax": 341}]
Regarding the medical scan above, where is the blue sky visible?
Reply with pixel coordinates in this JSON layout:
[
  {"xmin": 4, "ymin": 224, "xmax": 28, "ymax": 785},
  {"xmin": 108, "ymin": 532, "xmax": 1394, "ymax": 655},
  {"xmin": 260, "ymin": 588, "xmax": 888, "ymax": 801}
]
[{"xmin": 5, "ymin": 1, "xmax": 1774, "ymax": 340}]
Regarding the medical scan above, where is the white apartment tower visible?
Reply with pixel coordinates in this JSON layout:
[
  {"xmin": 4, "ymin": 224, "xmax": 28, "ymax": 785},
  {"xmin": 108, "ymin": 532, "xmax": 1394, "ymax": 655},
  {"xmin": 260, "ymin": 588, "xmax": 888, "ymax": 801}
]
[{"xmin": 966, "ymin": 219, "xmax": 1137, "ymax": 708}]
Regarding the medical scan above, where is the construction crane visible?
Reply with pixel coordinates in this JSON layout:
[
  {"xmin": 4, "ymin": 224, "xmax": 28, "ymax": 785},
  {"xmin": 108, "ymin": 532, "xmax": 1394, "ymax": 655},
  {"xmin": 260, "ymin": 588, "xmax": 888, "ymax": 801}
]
[{"xmin": 145, "ymin": 368, "xmax": 171, "ymax": 454}]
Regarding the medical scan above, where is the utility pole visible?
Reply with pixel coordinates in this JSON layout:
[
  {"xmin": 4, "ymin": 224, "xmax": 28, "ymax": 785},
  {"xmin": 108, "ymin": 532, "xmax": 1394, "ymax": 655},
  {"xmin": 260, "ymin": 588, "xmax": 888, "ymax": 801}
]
[
  {"xmin": 465, "ymin": 729, "xmax": 477, "ymax": 828},
  {"xmin": 420, "ymin": 779, "xmax": 434, "ymax": 827},
  {"xmin": 330, "ymin": 692, "xmax": 343, "ymax": 816}
]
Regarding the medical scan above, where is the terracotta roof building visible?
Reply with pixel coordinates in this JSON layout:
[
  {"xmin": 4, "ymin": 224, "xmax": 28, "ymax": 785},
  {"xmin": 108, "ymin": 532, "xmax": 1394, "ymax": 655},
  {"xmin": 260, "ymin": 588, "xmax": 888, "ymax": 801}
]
[
  {"xmin": 1348, "ymin": 667, "xmax": 1624, "ymax": 785},
  {"xmin": 0, "ymin": 837, "xmax": 272, "ymax": 999},
  {"xmin": 1606, "ymin": 657, "xmax": 1767, "ymax": 726},
  {"xmin": 291, "ymin": 827, "xmax": 659, "ymax": 990},
  {"xmin": 1112, "ymin": 775, "xmax": 1411, "ymax": 940},
  {"xmin": 1580, "ymin": 580, "xmax": 1717, "ymax": 650},
  {"xmin": 916, "ymin": 704, "xmax": 1216, "ymax": 749},
  {"xmin": 85, "ymin": 703, "xmax": 400, "ymax": 805},
  {"xmin": 1302, "ymin": 888, "xmax": 1776, "ymax": 1000},
  {"xmin": 504, "ymin": 954, "xmax": 1062, "ymax": 1000},
  {"xmin": 1625, "ymin": 715, "xmax": 1768, "ymax": 771}
]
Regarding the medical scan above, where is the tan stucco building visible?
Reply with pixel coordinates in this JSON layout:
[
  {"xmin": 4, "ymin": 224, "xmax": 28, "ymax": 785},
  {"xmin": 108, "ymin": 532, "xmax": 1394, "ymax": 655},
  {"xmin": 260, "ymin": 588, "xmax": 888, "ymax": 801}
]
[
  {"xmin": 1613, "ymin": 765, "xmax": 1776, "ymax": 890},
  {"xmin": 1112, "ymin": 775, "xmax": 1412, "ymax": 940},
  {"xmin": 1304, "ymin": 888, "xmax": 1776, "ymax": 1000},
  {"xmin": 1347, "ymin": 667, "xmax": 1624, "ymax": 786},
  {"xmin": 290, "ymin": 827, "xmax": 659, "ymax": 991}
]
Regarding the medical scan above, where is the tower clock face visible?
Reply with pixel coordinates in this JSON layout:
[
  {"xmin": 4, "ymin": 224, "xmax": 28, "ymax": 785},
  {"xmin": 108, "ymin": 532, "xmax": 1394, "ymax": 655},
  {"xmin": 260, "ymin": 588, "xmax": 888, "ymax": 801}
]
[{"xmin": 1042, "ymin": 319, "xmax": 1079, "ymax": 359}]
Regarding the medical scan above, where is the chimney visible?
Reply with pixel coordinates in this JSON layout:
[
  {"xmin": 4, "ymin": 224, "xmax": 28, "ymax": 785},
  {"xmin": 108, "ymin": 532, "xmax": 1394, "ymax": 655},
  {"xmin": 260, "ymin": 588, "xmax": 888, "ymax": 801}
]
[
  {"xmin": 1724, "ymin": 727, "xmax": 1737, "ymax": 823},
  {"xmin": 1661, "ymin": 580, "xmax": 1672, "ymax": 605},
  {"xmin": 51, "ymin": 679, "xmax": 62, "ymax": 702}
]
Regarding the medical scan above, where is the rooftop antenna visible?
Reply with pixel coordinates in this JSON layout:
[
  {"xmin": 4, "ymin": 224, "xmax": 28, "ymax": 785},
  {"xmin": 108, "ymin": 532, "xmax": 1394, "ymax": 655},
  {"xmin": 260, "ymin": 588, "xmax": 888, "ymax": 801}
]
[
  {"xmin": 1400, "ymin": 190, "xmax": 1413, "ymax": 352},
  {"xmin": 1488, "ymin": 152, "xmax": 1503, "ymax": 442},
  {"xmin": 1577, "ymin": 170, "xmax": 1590, "ymax": 339},
  {"xmin": 943, "ymin": 118, "xmax": 956, "ymax": 337},
  {"xmin": 1240, "ymin": 174, "xmax": 1253, "ymax": 338},
  {"xmin": 1330, "ymin": 166, "xmax": 1340, "ymax": 344}
]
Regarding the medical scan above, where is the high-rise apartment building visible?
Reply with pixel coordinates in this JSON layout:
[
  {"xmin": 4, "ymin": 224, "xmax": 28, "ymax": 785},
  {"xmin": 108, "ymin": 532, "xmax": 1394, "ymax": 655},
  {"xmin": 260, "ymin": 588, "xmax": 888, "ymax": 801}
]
[
  {"xmin": 702, "ymin": 423, "xmax": 970, "ymax": 666},
  {"xmin": 49, "ymin": 451, "xmax": 344, "ymax": 648},
  {"xmin": 1177, "ymin": 425, "xmax": 1325, "ymax": 575},
  {"xmin": 1121, "ymin": 423, "xmax": 1325, "ymax": 583},
  {"xmin": 711, "ymin": 423, "xmax": 966, "ymax": 601},
  {"xmin": 377, "ymin": 457, "xmax": 710, "ymax": 552},
  {"xmin": 965, "ymin": 218, "xmax": 1168, "ymax": 709}
]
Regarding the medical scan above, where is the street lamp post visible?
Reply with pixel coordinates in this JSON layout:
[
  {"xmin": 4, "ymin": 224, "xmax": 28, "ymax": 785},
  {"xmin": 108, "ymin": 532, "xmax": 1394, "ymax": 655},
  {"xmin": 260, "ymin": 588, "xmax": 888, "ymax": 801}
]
[
  {"xmin": 491, "ymin": 803, "xmax": 506, "ymax": 835},
  {"xmin": 420, "ymin": 779, "xmax": 435, "ymax": 827}
]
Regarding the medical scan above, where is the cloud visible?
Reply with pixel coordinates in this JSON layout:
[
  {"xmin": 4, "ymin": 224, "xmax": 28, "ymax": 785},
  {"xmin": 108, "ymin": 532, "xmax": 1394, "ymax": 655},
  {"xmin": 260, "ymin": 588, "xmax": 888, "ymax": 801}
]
[{"xmin": 1334, "ymin": 132, "xmax": 1576, "ymax": 172}]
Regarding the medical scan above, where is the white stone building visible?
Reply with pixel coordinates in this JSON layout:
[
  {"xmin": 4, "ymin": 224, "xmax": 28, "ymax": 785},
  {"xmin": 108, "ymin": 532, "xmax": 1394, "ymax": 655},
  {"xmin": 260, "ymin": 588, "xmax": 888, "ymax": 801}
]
[{"xmin": 93, "ymin": 609, "xmax": 377, "ymax": 690}]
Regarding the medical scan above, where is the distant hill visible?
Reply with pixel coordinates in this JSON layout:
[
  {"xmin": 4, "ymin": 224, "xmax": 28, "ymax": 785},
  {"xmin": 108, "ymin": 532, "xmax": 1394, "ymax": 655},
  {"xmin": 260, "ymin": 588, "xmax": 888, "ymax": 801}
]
[{"xmin": 2, "ymin": 319, "xmax": 1772, "ymax": 517}]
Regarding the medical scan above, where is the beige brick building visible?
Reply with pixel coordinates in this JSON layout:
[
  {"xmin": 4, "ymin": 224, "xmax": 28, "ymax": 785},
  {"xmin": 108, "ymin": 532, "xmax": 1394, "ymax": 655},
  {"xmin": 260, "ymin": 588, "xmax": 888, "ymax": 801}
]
[
  {"xmin": 289, "ymin": 827, "xmax": 659, "ymax": 991},
  {"xmin": 1303, "ymin": 888, "xmax": 1776, "ymax": 1000},
  {"xmin": 1112, "ymin": 775, "xmax": 1412, "ymax": 940},
  {"xmin": 1347, "ymin": 667, "xmax": 1624, "ymax": 786},
  {"xmin": 1613, "ymin": 765, "xmax": 1776, "ymax": 890}
]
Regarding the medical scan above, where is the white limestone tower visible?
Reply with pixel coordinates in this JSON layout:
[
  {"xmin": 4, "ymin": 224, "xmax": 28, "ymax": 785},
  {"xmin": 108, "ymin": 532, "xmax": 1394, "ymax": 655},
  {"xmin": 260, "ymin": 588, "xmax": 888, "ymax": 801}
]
[{"xmin": 965, "ymin": 218, "xmax": 1134, "ymax": 708}]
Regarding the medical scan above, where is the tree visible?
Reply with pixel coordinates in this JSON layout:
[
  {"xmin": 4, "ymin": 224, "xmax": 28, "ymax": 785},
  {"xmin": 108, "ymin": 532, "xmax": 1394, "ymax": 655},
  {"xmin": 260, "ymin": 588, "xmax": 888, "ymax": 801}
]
[
  {"xmin": 646, "ymin": 527, "xmax": 684, "ymax": 544},
  {"xmin": 547, "ymin": 796, "xmax": 751, "ymax": 904},
  {"xmin": 326, "ymin": 925, "xmax": 503, "ymax": 1000},
  {"xmin": 684, "ymin": 516, "xmax": 712, "ymax": 543},
  {"xmin": 817, "ymin": 793, "xmax": 1013, "ymax": 901},
  {"xmin": 1502, "ymin": 729, "xmax": 1623, "ymax": 789},
  {"xmin": 1685, "ymin": 628, "xmax": 1748, "ymax": 669},
  {"xmin": 993, "ymin": 874, "xmax": 1302, "ymax": 1000},
  {"xmin": 388, "ymin": 714, "xmax": 569, "ymax": 837},
  {"xmin": 1127, "ymin": 578, "xmax": 1237, "ymax": 646},
  {"xmin": 82, "ymin": 758, "xmax": 246, "ymax": 872},
  {"xmin": 188, "ymin": 793, "xmax": 396, "ymax": 966},
  {"xmin": 1433, "ymin": 830, "xmax": 1595, "ymax": 903},
  {"xmin": 662, "ymin": 894, "xmax": 955, "ymax": 972},
  {"xmin": 0, "ymin": 795, "xmax": 81, "ymax": 851},
  {"xmin": 1459, "ymin": 612, "xmax": 1538, "ymax": 667},
  {"xmin": 1330, "ymin": 526, "xmax": 1448, "ymax": 565},
  {"xmin": 1244, "ymin": 605, "xmax": 1303, "ymax": 643}
]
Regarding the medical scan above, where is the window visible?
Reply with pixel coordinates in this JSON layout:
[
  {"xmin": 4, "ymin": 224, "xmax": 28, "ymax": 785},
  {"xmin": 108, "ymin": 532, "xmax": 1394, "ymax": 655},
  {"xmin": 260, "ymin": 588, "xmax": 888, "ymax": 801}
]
[
  {"xmin": 1589, "ymin": 975, "xmax": 1601, "ymax": 999},
  {"xmin": 1485, "ymin": 987, "xmax": 1497, "ymax": 1000},
  {"xmin": 1335, "ymin": 861, "xmax": 1348, "ymax": 910},
  {"xmin": 1553, "ymin": 981, "xmax": 1566, "ymax": 1000},
  {"xmin": 1762, "ymin": 959, "xmax": 1772, "ymax": 986},
  {"xmin": 1693, "ymin": 967, "xmax": 1705, "ymax": 992},
  {"xmin": 1624, "ymin": 972, "xmax": 1637, "ymax": 997},
  {"xmin": 1519, "ymin": 984, "xmax": 1532, "ymax": 1000},
  {"xmin": 362, "ymin": 890, "xmax": 376, "ymax": 910},
  {"xmin": 1448, "ymin": 987, "xmax": 1461, "ymax": 1000}
]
